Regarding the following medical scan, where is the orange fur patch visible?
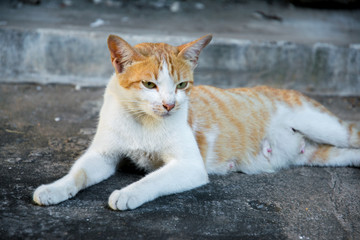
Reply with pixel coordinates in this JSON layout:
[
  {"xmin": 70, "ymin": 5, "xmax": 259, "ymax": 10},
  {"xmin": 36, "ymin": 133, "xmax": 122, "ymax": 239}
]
[
  {"xmin": 189, "ymin": 86, "xmax": 273, "ymax": 166},
  {"xmin": 116, "ymin": 43, "xmax": 194, "ymax": 89},
  {"xmin": 354, "ymin": 125, "xmax": 360, "ymax": 147},
  {"xmin": 310, "ymin": 145, "xmax": 333, "ymax": 163},
  {"xmin": 349, "ymin": 123, "xmax": 356, "ymax": 136}
]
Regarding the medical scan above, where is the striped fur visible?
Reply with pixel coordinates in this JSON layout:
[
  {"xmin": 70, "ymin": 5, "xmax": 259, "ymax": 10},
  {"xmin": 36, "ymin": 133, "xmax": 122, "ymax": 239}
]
[
  {"xmin": 189, "ymin": 85, "xmax": 360, "ymax": 174},
  {"xmin": 33, "ymin": 35, "xmax": 360, "ymax": 210}
]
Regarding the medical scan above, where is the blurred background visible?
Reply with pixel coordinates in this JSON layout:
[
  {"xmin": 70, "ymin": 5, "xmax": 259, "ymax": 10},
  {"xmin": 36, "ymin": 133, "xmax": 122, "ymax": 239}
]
[{"xmin": 1, "ymin": 0, "xmax": 359, "ymax": 95}]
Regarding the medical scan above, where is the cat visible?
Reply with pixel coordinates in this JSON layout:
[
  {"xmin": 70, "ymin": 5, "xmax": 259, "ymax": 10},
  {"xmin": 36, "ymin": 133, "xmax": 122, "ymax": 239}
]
[{"xmin": 33, "ymin": 34, "xmax": 360, "ymax": 210}]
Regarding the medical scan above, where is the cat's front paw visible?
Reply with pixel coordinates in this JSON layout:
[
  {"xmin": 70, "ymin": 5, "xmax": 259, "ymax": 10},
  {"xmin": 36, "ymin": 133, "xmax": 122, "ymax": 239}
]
[
  {"xmin": 108, "ymin": 188, "xmax": 146, "ymax": 211},
  {"xmin": 33, "ymin": 183, "xmax": 76, "ymax": 206}
]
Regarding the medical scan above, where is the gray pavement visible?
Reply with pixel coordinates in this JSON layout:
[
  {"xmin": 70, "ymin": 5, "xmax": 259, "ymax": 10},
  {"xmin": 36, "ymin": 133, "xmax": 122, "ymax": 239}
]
[{"xmin": 0, "ymin": 83, "xmax": 360, "ymax": 239}]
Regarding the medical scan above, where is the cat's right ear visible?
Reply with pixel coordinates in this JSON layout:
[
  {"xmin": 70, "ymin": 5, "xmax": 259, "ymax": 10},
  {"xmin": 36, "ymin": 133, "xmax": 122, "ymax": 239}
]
[
  {"xmin": 177, "ymin": 34, "xmax": 212, "ymax": 70},
  {"xmin": 107, "ymin": 35, "xmax": 144, "ymax": 74}
]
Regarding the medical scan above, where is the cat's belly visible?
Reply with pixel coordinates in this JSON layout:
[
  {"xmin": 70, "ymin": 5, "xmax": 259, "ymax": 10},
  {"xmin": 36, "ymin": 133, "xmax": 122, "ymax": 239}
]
[{"xmin": 201, "ymin": 105, "xmax": 307, "ymax": 175}]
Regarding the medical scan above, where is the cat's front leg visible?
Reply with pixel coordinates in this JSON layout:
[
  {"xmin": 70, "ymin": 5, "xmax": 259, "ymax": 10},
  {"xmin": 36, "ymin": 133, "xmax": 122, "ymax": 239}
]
[
  {"xmin": 33, "ymin": 149, "xmax": 119, "ymax": 205},
  {"xmin": 108, "ymin": 155, "xmax": 208, "ymax": 210}
]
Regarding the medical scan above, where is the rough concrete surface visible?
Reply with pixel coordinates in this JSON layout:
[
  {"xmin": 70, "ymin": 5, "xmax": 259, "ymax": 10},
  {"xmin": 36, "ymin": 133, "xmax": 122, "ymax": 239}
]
[
  {"xmin": 0, "ymin": 0, "xmax": 360, "ymax": 95},
  {"xmin": 0, "ymin": 83, "xmax": 360, "ymax": 239}
]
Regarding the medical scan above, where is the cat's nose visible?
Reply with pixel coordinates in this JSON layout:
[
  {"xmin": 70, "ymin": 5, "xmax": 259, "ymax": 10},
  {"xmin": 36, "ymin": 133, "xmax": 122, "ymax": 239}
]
[{"xmin": 163, "ymin": 102, "xmax": 175, "ymax": 112}]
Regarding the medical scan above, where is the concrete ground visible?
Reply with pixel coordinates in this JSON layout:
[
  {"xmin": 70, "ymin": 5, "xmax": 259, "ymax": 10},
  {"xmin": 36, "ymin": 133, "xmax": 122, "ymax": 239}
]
[{"xmin": 0, "ymin": 83, "xmax": 359, "ymax": 239}]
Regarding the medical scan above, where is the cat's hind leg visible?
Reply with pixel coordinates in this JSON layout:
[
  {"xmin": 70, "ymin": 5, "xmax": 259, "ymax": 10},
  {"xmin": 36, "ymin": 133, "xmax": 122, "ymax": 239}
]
[
  {"xmin": 288, "ymin": 104, "xmax": 360, "ymax": 167},
  {"xmin": 290, "ymin": 104, "xmax": 360, "ymax": 149},
  {"xmin": 33, "ymin": 149, "xmax": 119, "ymax": 205}
]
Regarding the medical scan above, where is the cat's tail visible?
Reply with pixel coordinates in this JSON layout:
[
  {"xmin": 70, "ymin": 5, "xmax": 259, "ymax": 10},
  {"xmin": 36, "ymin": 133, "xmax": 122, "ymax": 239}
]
[{"xmin": 297, "ymin": 143, "xmax": 360, "ymax": 167}]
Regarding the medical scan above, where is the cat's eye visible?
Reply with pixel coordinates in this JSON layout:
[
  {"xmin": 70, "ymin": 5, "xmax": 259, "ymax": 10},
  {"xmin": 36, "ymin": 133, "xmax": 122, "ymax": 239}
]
[
  {"xmin": 142, "ymin": 81, "xmax": 157, "ymax": 89},
  {"xmin": 176, "ymin": 82, "xmax": 188, "ymax": 90}
]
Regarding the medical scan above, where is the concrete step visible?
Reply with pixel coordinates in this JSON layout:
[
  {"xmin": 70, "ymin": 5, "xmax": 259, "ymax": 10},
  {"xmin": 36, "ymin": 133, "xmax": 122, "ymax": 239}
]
[{"xmin": 0, "ymin": 1, "xmax": 359, "ymax": 95}]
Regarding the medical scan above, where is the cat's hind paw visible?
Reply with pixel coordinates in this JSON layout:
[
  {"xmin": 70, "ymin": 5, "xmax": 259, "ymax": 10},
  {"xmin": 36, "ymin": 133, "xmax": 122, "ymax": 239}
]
[{"xmin": 108, "ymin": 188, "xmax": 145, "ymax": 211}]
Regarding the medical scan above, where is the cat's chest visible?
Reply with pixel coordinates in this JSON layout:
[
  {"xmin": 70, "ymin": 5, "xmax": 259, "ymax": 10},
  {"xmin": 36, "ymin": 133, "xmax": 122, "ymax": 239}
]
[
  {"xmin": 125, "ymin": 150, "xmax": 164, "ymax": 172},
  {"xmin": 111, "ymin": 112, "xmax": 187, "ymax": 153},
  {"xmin": 117, "ymin": 123, "xmax": 173, "ymax": 153}
]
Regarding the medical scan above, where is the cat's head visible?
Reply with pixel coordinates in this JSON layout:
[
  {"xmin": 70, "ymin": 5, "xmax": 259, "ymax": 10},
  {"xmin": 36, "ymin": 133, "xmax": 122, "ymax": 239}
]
[{"xmin": 107, "ymin": 34, "xmax": 212, "ymax": 119}]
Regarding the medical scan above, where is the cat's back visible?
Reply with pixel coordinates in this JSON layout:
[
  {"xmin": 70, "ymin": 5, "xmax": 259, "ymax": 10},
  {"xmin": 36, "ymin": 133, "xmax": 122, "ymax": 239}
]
[
  {"xmin": 188, "ymin": 85, "xmax": 276, "ymax": 122},
  {"xmin": 188, "ymin": 85, "xmax": 313, "ymax": 121},
  {"xmin": 188, "ymin": 85, "xmax": 278, "ymax": 139}
]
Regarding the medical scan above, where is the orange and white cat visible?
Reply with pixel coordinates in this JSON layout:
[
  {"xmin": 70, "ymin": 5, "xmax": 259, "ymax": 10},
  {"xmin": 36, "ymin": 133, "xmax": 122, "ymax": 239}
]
[{"xmin": 33, "ymin": 34, "xmax": 360, "ymax": 210}]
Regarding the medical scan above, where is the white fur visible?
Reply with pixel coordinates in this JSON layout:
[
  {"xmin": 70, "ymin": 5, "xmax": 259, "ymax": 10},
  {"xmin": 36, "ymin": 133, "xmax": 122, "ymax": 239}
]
[
  {"xmin": 33, "ymin": 66, "xmax": 208, "ymax": 210},
  {"xmin": 262, "ymin": 139, "xmax": 272, "ymax": 160},
  {"xmin": 157, "ymin": 61, "xmax": 176, "ymax": 105},
  {"xmin": 290, "ymin": 102, "xmax": 349, "ymax": 147}
]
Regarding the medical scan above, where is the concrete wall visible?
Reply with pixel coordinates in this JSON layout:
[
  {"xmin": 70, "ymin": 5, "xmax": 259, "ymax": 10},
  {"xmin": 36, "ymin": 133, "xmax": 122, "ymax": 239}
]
[{"xmin": 1, "ymin": 27, "xmax": 359, "ymax": 95}]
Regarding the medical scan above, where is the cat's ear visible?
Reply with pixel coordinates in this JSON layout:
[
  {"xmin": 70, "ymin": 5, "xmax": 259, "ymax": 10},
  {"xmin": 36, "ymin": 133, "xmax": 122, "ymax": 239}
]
[
  {"xmin": 107, "ymin": 35, "xmax": 144, "ymax": 73},
  {"xmin": 177, "ymin": 34, "xmax": 212, "ymax": 69}
]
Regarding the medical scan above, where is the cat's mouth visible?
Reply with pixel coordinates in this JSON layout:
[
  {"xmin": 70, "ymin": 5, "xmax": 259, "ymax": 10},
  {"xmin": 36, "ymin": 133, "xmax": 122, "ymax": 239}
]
[
  {"xmin": 154, "ymin": 110, "xmax": 173, "ymax": 118},
  {"xmin": 160, "ymin": 112, "xmax": 172, "ymax": 117},
  {"xmin": 152, "ymin": 107, "xmax": 178, "ymax": 118}
]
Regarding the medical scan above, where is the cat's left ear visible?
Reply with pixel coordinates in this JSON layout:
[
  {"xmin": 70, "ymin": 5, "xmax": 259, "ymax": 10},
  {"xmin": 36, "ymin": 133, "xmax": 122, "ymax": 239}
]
[{"xmin": 177, "ymin": 34, "xmax": 212, "ymax": 69}]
